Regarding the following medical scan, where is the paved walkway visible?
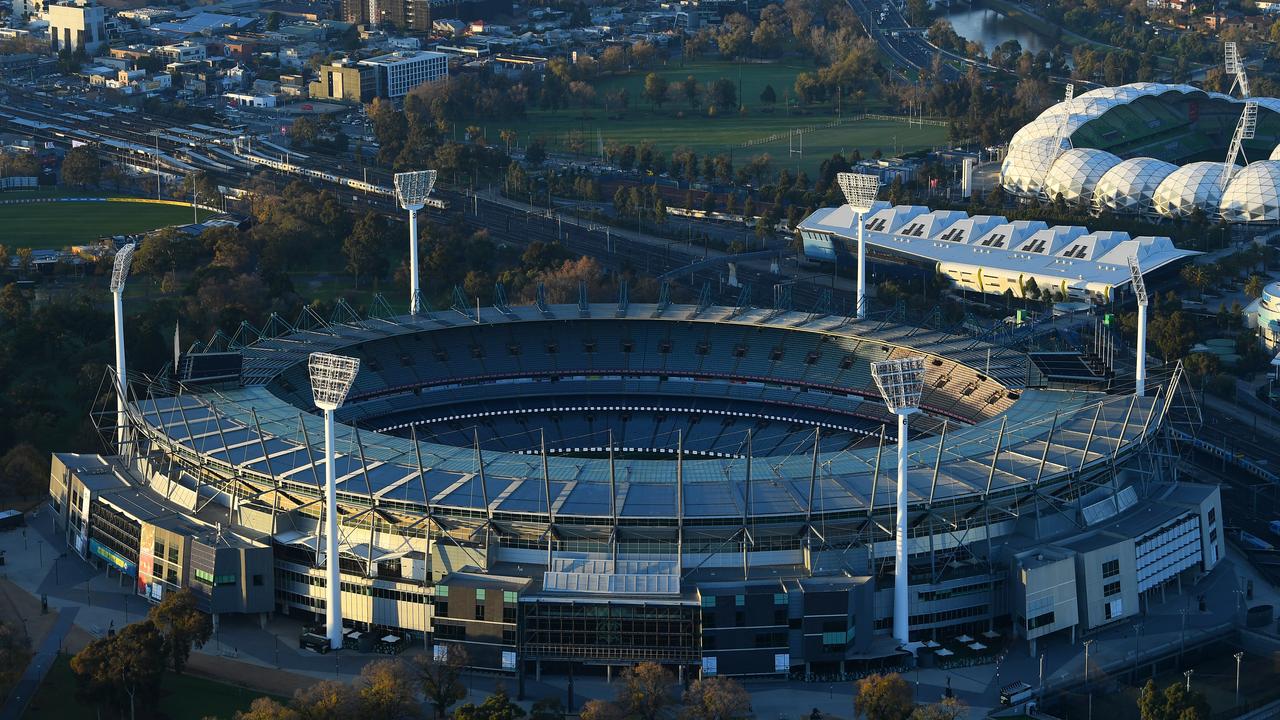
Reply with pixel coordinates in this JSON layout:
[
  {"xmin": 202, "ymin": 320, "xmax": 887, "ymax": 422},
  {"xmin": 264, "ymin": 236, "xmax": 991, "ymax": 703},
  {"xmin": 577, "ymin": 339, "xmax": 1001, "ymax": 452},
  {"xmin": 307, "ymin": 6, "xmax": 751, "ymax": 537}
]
[{"xmin": 0, "ymin": 606, "xmax": 77, "ymax": 720}]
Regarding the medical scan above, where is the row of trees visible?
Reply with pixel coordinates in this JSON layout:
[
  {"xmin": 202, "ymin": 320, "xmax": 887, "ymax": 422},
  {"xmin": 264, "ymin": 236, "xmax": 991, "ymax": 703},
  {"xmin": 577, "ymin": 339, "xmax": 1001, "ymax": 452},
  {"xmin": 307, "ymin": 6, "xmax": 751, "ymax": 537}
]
[{"xmin": 70, "ymin": 589, "xmax": 212, "ymax": 720}]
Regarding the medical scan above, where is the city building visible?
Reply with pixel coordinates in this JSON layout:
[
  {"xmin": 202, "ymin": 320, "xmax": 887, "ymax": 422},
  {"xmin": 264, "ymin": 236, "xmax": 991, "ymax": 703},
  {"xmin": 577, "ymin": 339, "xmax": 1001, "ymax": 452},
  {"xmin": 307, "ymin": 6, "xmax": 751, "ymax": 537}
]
[
  {"xmin": 358, "ymin": 50, "xmax": 447, "ymax": 98},
  {"xmin": 1247, "ymin": 281, "xmax": 1280, "ymax": 352},
  {"xmin": 340, "ymin": 0, "xmax": 432, "ymax": 32},
  {"xmin": 157, "ymin": 41, "xmax": 207, "ymax": 63},
  {"xmin": 308, "ymin": 59, "xmax": 374, "ymax": 103},
  {"xmin": 46, "ymin": 0, "xmax": 108, "ymax": 54}
]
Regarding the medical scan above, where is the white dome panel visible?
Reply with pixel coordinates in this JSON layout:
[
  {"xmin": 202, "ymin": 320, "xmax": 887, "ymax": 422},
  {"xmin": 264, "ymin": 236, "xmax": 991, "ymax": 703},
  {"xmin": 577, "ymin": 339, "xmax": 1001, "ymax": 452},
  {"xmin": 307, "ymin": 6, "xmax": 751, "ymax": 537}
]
[
  {"xmin": 1042, "ymin": 148, "xmax": 1122, "ymax": 204},
  {"xmin": 1092, "ymin": 157, "xmax": 1178, "ymax": 214},
  {"xmin": 1001, "ymin": 136, "xmax": 1068, "ymax": 197},
  {"xmin": 1153, "ymin": 162, "xmax": 1231, "ymax": 219},
  {"xmin": 1221, "ymin": 161, "xmax": 1280, "ymax": 223}
]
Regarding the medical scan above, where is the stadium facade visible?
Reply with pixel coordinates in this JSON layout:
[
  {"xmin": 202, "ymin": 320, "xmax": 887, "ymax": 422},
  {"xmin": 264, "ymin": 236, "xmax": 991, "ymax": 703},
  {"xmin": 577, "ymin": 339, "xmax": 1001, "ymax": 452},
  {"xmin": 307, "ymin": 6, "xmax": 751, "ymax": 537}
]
[
  {"xmin": 47, "ymin": 302, "xmax": 1221, "ymax": 675},
  {"xmin": 1001, "ymin": 82, "xmax": 1280, "ymax": 224}
]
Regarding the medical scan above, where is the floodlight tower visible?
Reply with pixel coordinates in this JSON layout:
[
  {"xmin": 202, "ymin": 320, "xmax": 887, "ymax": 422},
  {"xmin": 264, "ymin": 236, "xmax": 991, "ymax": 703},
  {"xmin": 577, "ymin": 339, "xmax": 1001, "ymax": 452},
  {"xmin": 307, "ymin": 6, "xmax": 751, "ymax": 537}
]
[
  {"xmin": 393, "ymin": 170, "xmax": 437, "ymax": 315},
  {"xmin": 870, "ymin": 356, "xmax": 926, "ymax": 648},
  {"xmin": 308, "ymin": 351, "xmax": 361, "ymax": 651},
  {"xmin": 1129, "ymin": 256, "xmax": 1148, "ymax": 397},
  {"xmin": 837, "ymin": 173, "xmax": 881, "ymax": 319},
  {"xmin": 110, "ymin": 243, "xmax": 136, "ymax": 452}
]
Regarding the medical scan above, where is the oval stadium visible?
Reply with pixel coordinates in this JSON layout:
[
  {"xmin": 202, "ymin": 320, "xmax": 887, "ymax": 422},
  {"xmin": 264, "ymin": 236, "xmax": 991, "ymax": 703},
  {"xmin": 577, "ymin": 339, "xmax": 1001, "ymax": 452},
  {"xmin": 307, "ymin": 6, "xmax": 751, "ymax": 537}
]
[
  {"xmin": 46, "ymin": 301, "xmax": 1223, "ymax": 679},
  {"xmin": 1000, "ymin": 82, "xmax": 1280, "ymax": 224}
]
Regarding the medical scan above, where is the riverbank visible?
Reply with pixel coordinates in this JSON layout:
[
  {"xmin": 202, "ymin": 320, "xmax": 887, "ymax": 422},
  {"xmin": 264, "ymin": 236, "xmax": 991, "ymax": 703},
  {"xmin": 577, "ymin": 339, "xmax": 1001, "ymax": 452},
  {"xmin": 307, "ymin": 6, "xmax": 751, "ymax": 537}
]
[{"xmin": 967, "ymin": 0, "xmax": 1118, "ymax": 53}]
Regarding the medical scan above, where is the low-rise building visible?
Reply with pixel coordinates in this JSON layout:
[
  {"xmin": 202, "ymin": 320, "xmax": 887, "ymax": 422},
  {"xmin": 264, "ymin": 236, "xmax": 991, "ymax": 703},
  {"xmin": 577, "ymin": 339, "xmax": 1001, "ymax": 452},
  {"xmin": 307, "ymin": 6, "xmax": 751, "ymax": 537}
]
[
  {"xmin": 358, "ymin": 50, "xmax": 448, "ymax": 98},
  {"xmin": 158, "ymin": 41, "xmax": 207, "ymax": 62},
  {"xmin": 308, "ymin": 59, "xmax": 373, "ymax": 103}
]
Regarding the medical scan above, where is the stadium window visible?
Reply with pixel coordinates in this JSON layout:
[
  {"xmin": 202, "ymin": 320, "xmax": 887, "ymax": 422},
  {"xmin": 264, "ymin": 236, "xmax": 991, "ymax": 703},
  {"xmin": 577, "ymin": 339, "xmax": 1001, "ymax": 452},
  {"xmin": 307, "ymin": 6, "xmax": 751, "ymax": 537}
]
[
  {"xmin": 735, "ymin": 595, "xmax": 745, "ymax": 607},
  {"xmin": 1027, "ymin": 611, "xmax": 1055, "ymax": 630},
  {"xmin": 1102, "ymin": 559, "xmax": 1120, "ymax": 578},
  {"xmin": 1208, "ymin": 508, "xmax": 1215, "ymax": 525},
  {"xmin": 502, "ymin": 628, "xmax": 516, "ymax": 644},
  {"xmin": 475, "ymin": 604, "xmax": 486, "ymax": 621},
  {"xmin": 1104, "ymin": 581, "xmax": 1120, "ymax": 597},
  {"xmin": 504, "ymin": 591, "xmax": 518, "ymax": 604}
]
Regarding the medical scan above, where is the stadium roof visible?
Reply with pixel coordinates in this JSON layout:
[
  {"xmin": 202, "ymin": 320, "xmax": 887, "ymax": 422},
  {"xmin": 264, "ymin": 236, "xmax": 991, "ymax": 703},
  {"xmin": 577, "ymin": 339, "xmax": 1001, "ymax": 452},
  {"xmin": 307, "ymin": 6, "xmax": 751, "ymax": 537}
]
[
  {"xmin": 129, "ymin": 304, "xmax": 1176, "ymax": 521},
  {"xmin": 797, "ymin": 204, "xmax": 1198, "ymax": 297}
]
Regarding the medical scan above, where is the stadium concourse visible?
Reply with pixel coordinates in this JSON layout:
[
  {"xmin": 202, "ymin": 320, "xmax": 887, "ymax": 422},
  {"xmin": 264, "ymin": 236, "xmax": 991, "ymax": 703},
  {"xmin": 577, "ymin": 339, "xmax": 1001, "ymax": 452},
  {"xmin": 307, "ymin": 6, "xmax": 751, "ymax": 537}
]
[{"xmin": 45, "ymin": 299, "xmax": 1223, "ymax": 679}]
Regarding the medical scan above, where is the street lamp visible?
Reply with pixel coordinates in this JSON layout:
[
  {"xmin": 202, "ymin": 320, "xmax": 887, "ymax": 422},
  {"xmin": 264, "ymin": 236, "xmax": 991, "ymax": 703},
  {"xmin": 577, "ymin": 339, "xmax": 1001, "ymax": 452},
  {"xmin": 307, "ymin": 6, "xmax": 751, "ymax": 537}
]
[
  {"xmin": 1235, "ymin": 651, "xmax": 1244, "ymax": 707},
  {"xmin": 837, "ymin": 172, "xmax": 880, "ymax": 320},
  {"xmin": 1129, "ymin": 256, "xmax": 1148, "ymax": 397},
  {"xmin": 308, "ymin": 351, "xmax": 361, "ymax": 651},
  {"xmin": 1083, "ymin": 638, "xmax": 1094, "ymax": 689},
  {"xmin": 1185, "ymin": 669, "xmax": 1194, "ymax": 692},
  {"xmin": 110, "ymin": 243, "xmax": 137, "ymax": 452},
  {"xmin": 393, "ymin": 170, "xmax": 437, "ymax": 315},
  {"xmin": 870, "ymin": 356, "xmax": 925, "ymax": 648}
]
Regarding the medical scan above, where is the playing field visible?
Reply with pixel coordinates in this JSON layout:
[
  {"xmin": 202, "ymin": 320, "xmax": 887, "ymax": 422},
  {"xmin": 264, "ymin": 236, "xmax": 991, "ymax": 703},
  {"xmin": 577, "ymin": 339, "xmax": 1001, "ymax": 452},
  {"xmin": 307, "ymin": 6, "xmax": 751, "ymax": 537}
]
[
  {"xmin": 0, "ymin": 199, "xmax": 210, "ymax": 249},
  {"xmin": 484, "ymin": 60, "xmax": 949, "ymax": 173}
]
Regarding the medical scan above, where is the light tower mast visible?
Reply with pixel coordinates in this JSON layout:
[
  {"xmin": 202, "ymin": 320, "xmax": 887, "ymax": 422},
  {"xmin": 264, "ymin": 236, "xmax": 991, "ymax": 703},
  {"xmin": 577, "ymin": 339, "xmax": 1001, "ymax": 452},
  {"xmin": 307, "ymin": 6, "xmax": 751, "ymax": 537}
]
[
  {"xmin": 1129, "ymin": 256, "xmax": 1148, "ymax": 397},
  {"xmin": 393, "ymin": 170, "xmax": 437, "ymax": 315},
  {"xmin": 871, "ymin": 356, "xmax": 926, "ymax": 648},
  {"xmin": 308, "ymin": 351, "xmax": 361, "ymax": 651},
  {"xmin": 837, "ymin": 172, "xmax": 881, "ymax": 320},
  {"xmin": 110, "ymin": 243, "xmax": 137, "ymax": 451}
]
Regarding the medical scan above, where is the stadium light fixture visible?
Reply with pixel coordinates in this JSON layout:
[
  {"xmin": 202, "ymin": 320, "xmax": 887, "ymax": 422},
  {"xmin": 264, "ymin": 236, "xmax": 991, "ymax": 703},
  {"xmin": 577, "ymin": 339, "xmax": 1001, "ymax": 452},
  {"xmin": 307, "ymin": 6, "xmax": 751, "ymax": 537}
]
[
  {"xmin": 308, "ymin": 351, "xmax": 361, "ymax": 650},
  {"xmin": 111, "ymin": 243, "xmax": 136, "ymax": 451},
  {"xmin": 394, "ymin": 170, "xmax": 437, "ymax": 316},
  {"xmin": 837, "ymin": 172, "xmax": 880, "ymax": 320},
  {"xmin": 1129, "ymin": 256, "xmax": 1147, "ymax": 397},
  {"xmin": 870, "ymin": 356, "xmax": 926, "ymax": 649}
]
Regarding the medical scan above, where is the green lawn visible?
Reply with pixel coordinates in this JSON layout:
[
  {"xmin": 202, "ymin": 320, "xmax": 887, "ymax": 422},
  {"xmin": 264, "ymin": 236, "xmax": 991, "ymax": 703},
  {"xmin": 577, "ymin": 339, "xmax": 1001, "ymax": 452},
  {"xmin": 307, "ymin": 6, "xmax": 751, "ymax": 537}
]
[
  {"xmin": 488, "ymin": 60, "xmax": 949, "ymax": 173},
  {"xmin": 0, "ymin": 200, "xmax": 212, "ymax": 250},
  {"xmin": 23, "ymin": 655, "xmax": 282, "ymax": 720}
]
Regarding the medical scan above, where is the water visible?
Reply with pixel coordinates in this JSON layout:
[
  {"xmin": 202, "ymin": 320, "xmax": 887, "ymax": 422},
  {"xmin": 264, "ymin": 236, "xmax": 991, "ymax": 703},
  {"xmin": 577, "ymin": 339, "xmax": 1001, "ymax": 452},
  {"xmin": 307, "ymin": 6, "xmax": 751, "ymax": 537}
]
[{"xmin": 940, "ymin": 5, "xmax": 1057, "ymax": 56}]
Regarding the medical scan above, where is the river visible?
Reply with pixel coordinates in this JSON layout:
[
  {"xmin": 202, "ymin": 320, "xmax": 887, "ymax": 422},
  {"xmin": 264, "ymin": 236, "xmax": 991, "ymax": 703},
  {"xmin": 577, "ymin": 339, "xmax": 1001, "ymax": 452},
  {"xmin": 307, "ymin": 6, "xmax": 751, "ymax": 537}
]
[{"xmin": 940, "ymin": 4, "xmax": 1057, "ymax": 56}]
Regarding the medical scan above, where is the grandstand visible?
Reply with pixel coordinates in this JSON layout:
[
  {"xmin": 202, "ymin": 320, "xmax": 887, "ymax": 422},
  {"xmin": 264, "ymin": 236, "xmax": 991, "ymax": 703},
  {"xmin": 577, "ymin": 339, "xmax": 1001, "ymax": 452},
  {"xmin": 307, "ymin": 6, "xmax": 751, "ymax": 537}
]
[{"xmin": 47, "ymin": 300, "xmax": 1221, "ymax": 677}]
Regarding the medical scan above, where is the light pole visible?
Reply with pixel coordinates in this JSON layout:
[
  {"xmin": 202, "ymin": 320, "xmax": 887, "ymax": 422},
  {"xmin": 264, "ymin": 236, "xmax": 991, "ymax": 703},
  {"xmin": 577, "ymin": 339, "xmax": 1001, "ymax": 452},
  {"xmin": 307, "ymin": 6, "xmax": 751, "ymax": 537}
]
[
  {"xmin": 1083, "ymin": 638, "xmax": 1094, "ymax": 689},
  {"xmin": 308, "ymin": 351, "xmax": 361, "ymax": 651},
  {"xmin": 837, "ymin": 172, "xmax": 881, "ymax": 320},
  {"xmin": 393, "ymin": 170, "xmax": 437, "ymax": 315},
  {"xmin": 1129, "ymin": 256, "xmax": 1148, "ymax": 396},
  {"xmin": 110, "ymin": 243, "xmax": 137, "ymax": 452},
  {"xmin": 1235, "ymin": 651, "xmax": 1244, "ymax": 707},
  {"xmin": 870, "ymin": 356, "xmax": 925, "ymax": 649},
  {"xmin": 1184, "ymin": 669, "xmax": 1193, "ymax": 692},
  {"xmin": 1133, "ymin": 622, "xmax": 1143, "ymax": 682}
]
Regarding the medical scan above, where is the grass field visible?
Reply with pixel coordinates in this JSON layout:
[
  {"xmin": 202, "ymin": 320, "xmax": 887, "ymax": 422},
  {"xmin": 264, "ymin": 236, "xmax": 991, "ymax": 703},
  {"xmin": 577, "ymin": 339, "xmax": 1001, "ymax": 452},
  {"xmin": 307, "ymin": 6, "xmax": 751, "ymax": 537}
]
[
  {"xmin": 487, "ymin": 60, "xmax": 949, "ymax": 174},
  {"xmin": 0, "ymin": 199, "xmax": 212, "ymax": 249},
  {"xmin": 23, "ymin": 656, "xmax": 281, "ymax": 720}
]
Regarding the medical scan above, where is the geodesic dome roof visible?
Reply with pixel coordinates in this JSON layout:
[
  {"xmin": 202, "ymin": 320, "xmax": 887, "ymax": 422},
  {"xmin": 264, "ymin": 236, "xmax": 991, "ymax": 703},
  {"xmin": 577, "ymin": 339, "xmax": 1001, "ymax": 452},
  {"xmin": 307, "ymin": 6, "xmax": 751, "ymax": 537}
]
[
  {"xmin": 1042, "ymin": 148, "xmax": 1122, "ymax": 204},
  {"xmin": 1152, "ymin": 162, "xmax": 1231, "ymax": 219},
  {"xmin": 1092, "ymin": 157, "xmax": 1179, "ymax": 214},
  {"xmin": 1000, "ymin": 136, "xmax": 1069, "ymax": 197},
  {"xmin": 1269, "ymin": 143, "xmax": 1280, "ymax": 161},
  {"xmin": 1221, "ymin": 161, "xmax": 1280, "ymax": 223}
]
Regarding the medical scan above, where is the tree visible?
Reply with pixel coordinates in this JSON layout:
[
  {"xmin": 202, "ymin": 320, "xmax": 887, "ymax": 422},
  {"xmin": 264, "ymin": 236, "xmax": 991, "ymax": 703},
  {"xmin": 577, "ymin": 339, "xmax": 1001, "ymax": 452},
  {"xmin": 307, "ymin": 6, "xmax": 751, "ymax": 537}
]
[
  {"xmin": 0, "ymin": 621, "xmax": 30, "ymax": 693},
  {"xmin": 1150, "ymin": 311, "xmax": 1196, "ymax": 362},
  {"xmin": 15, "ymin": 248, "xmax": 32, "ymax": 278},
  {"xmin": 1246, "ymin": 273, "xmax": 1265, "ymax": 300},
  {"xmin": 580, "ymin": 700, "xmax": 627, "ymax": 720},
  {"xmin": 854, "ymin": 673, "xmax": 913, "ymax": 720},
  {"xmin": 416, "ymin": 645, "xmax": 469, "ymax": 719},
  {"xmin": 1, "ymin": 442, "xmax": 44, "ymax": 498},
  {"xmin": 148, "ymin": 588, "xmax": 212, "ymax": 674},
  {"xmin": 524, "ymin": 141, "xmax": 546, "ymax": 167},
  {"xmin": 1138, "ymin": 679, "xmax": 1210, "ymax": 720},
  {"xmin": 760, "ymin": 84, "xmax": 777, "ymax": 107},
  {"xmin": 909, "ymin": 698, "xmax": 966, "ymax": 720},
  {"xmin": 0, "ymin": 283, "xmax": 29, "ymax": 325},
  {"xmin": 643, "ymin": 73, "xmax": 670, "ymax": 109},
  {"xmin": 61, "ymin": 146, "xmax": 100, "ymax": 188},
  {"xmin": 343, "ymin": 211, "xmax": 390, "ymax": 289},
  {"xmin": 236, "ymin": 697, "xmax": 303, "ymax": 720},
  {"xmin": 618, "ymin": 662, "xmax": 677, "ymax": 720},
  {"xmin": 293, "ymin": 679, "xmax": 363, "ymax": 720},
  {"xmin": 680, "ymin": 676, "xmax": 751, "ymax": 720},
  {"xmin": 454, "ymin": 687, "xmax": 526, "ymax": 720},
  {"xmin": 72, "ymin": 620, "xmax": 167, "ymax": 720},
  {"xmin": 710, "ymin": 78, "xmax": 737, "ymax": 110},
  {"xmin": 358, "ymin": 659, "xmax": 423, "ymax": 719}
]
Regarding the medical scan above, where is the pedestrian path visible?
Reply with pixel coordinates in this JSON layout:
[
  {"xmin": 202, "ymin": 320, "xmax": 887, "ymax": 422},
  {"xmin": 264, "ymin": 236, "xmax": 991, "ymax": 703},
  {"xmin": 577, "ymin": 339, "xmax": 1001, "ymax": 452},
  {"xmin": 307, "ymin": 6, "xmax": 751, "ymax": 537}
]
[{"xmin": 0, "ymin": 606, "xmax": 78, "ymax": 720}]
